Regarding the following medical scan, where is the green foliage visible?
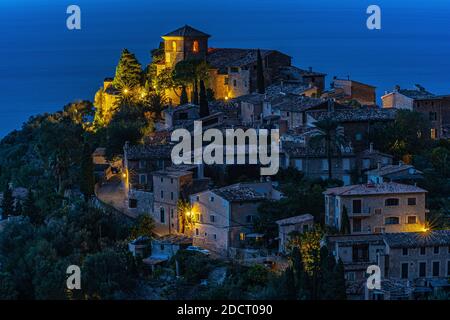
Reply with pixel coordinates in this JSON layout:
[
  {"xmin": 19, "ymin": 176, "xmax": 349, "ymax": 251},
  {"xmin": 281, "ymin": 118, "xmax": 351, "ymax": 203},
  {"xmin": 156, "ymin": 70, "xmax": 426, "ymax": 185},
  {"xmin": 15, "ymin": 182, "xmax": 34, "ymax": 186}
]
[
  {"xmin": 22, "ymin": 189, "xmax": 43, "ymax": 225},
  {"xmin": 1, "ymin": 184, "xmax": 14, "ymax": 218},
  {"xmin": 310, "ymin": 118, "xmax": 346, "ymax": 180},
  {"xmin": 179, "ymin": 86, "xmax": 189, "ymax": 105},
  {"xmin": 82, "ymin": 248, "xmax": 137, "ymax": 299},
  {"xmin": 340, "ymin": 206, "xmax": 350, "ymax": 235},
  {"xmin": 199, "ymin": 80, "xmax": 209, "ymax": 118},
  {"xmin": 173, "ymin": 250, "xmax": 219, "ymax": 284},
  {"xmin": 80, "ymin": 143, "xmax": 95, "ymax": 199},
  {"xmin": 112, "ymin": 49, "xmax": 143, "ymax": 90},
  {"xmin": 0, "ymin": 272, "xmax": 18, "ymax": 300},
  {"xmin": 130, "ymin": 214, "xmax": 155, "ymax": 239}
]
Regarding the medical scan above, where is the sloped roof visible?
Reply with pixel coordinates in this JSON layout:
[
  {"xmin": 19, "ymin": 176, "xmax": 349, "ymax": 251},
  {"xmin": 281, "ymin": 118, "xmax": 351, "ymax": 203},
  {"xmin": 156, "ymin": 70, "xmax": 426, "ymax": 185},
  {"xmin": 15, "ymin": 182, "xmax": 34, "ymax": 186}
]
[
  {"xmin": 207, "ymin": 48, "xmax": 285, "ymax": 72},
  {"xmin": 366, "ymin": 164, "xmax": 423, "ymax": 177},
  {"xmin": 383, "ymin": 230, "xmax": 450, "ymax": 248},
  {"xmin": 213, "ymin": 184, "xmax": 266, "ymax": 202},
  {"xmin": 398, "ymin": 88, "xmax": 434, "ymax": 100},
  {"xmin": 124, "ymin": 143, "xmax": 173, "ymax": 160},
  {"xmin": 276, "ymin": 214, "xmax": 314, "ymax": 226},
  {"xmin": 163, "ymin": 25, "xmax": 210, "ymax": 38},
  {"xmin": 310, "ymin": 107, "xmax": 397, "ymax": 123},
  {"xmin": 324, "ymin": 182, "xmax": 427, "ymax": 196}
]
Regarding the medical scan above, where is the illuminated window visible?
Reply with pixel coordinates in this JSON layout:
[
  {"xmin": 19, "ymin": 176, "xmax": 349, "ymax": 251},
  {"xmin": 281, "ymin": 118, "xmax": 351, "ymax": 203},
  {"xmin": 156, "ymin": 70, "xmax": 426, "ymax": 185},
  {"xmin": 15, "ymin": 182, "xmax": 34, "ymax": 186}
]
[
  {"xmin": 192, "ymin": 40, "xmax": 199, "ymax": 53},
  {"xmin": 239, "ymin": 233, "xmax": 246, "ymax": 241},
  {"xmin": 172, "ymin": 41, "xmax": 177, "ymax": 52},
  {"xmin": 431, "ymin": 128, "xmax": 437, "ymax": 139}
]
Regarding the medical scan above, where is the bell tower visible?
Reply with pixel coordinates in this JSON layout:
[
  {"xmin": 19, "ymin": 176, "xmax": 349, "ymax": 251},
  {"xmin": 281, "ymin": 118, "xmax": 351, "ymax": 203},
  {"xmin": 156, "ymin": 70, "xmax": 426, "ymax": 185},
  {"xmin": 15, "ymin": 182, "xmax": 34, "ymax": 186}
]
[{"xmin": 162, "ymin": 25, "xmax": 210, "ymax": 68}]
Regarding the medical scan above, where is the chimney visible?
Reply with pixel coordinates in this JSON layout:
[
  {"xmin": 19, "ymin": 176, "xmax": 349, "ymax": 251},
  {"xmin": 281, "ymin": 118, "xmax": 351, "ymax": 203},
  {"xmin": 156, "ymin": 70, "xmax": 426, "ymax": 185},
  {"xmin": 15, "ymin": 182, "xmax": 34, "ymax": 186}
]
[
  {"xmin": 369, "ymin": 142, "xmax": 373, "ymax": 153},
  {"xmin": 309, "ymin": 66, "xmax": 313, "ymax": 73}
]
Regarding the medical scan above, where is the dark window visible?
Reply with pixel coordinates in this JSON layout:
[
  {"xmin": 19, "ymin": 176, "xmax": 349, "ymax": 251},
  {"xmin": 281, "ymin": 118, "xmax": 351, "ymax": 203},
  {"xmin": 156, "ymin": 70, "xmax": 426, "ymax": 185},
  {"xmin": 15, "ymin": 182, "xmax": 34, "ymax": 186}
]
[
  {"xmin": 160, "ymin": 208, "xmax": 165, "ymax": 224},
  {"xmin": 352, "ymin": 200, "xmax": 362, "ymax": 214},
  {"xmin": 402, "ymin": 248, "xmax": 408, "ymax": 256},
  {"xmin": 352, "ymin": 245, "xmax": 369, "ymax": 262},
  {"xmin": 171, "ymin": 178, "xmax": 174, "ymax": 184},
  {"xmin": 230, "ymin": 67, "xmax": 239, "ymax": 73},
  {"xmin": 246, "ymin": 215, "xmax": 254, "ymax": 223},
  {"xmin": 210, "ymin": 215, "xmax": 215, "ymax": 223},
  {"xmin": 224, "ymin": 77, "xmax": 229, "ymax": 85},
  {"xmin": 233, "ymin": 79, "xmax": 237, "ymax": 87},
  {"xmin": 419, "ymin": 262, "xmax": 426, "ymax": 277},
  {"xmin": 407, "ymin": 198, "xmax": 416, "ymax": 205},
  {"xmin": 420, "ymin": 247, "xmax": 426, "ymax": 255},
  {"xmin": 302, "ymin": 224, "xmax": 309, "ymax": 233},
  {"xmin": 160, "ymin": 177, "xmax": 163, "ymax": 183},
  {"xmin": 429, "ymin": 112, "xmax": 437, "ymax": 121},
  {"xmin": 161, "ymin": 190, "xmax": 164, "ymax": 199},
  {"xmin": 385, "ymin": 217, "xmax": 400, "ymax": 225},
  {"xmin": 401, "ymin": 263, "xmax": 409, "ymax": 279},
  {"xmin": 434, "ymin": 246, "xmax": 439, "ymax": 254},
  {"xmin": 128, "ymin": 199, "xmax": 137, "ymax": 208},
  {"xmin": 385, "ymin": 198, "xmax": 399, "ymax": 206},
  {"xmin": 195, "ymin": 228, "xmax": 199, "ymax": 236},
  {"xmin": 352, "ymin": 218, "xmax": 362, "ymax": 232},
  {"xmin": 407, "ymin": 216, "xmax": 417, "ymax": 224},
  {"xmin": 171, "ymin": 192, "xmax": 174, "ymax": 200},
  {"xmin": 433, "ymin": 261, "xmax": 440, "ymax": 277}
]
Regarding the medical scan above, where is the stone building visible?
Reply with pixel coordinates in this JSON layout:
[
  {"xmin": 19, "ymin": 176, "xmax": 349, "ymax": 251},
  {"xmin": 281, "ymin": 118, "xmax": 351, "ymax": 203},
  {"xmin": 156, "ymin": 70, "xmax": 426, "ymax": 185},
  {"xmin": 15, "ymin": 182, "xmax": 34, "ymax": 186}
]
[
  {"xmin": 324, "ymin": 182, "xmax": 428, "ymax": 234},
  {"xmin": 367, "ymin": 162, "xmax": 423, "ymax": 184},
  {"xmin": 276, "ymin": 214, "xmax": 315, "ymax": 254},
  {"xmin": 322, "ymin": 77, "xmax": 377, "ymax": 106},
  {"xmin": 189, "ymin": 182, "xmax": 280, "ymax": 256},
  {"xmin": 381, "ymin": 84, "xmax": 450, "ymax": 139}
]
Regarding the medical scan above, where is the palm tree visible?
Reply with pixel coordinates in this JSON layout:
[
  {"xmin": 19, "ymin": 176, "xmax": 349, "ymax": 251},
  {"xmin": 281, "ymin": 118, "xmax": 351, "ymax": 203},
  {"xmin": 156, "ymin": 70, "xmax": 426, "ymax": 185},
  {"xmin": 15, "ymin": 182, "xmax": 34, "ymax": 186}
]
[{"xmin": 310, "ymin": 118, "xmax": 345, "ymax": 180}]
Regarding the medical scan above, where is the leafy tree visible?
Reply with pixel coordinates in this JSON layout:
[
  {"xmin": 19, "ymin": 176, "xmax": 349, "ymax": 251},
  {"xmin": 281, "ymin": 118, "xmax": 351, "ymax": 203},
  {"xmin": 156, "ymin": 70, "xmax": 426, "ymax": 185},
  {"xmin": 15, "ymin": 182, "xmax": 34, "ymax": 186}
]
[
  {"xmin": 0, "ymin": 272, "xmax": 18, "ymax": 300},
  {"xmin": 310, "ymin": 118, "xmax": 345, "ymax": 180},
  {"xmin": 256, "ymin": 49, "xmax": 265, "ymax": 94},
  {"xmin": 80, "ymin": 143, "xmax": 95, "ymax": 199},
  {"xmin": 1, "ymin": 184, "xmax": 14, "ymax": 218},
  {"xmin": 22, "ymin": 190, "xmax": 43, "ymax": 225},
  {"xmin": 130, "ymin": 214, "xmax": 155, "ymax": 239},
  {"xmin": 112, "ymin": 49, "xmax": 142, "ymax": 90},
  {"xmin": 179, "ymin": 86, "xmax": 189, "ymax": 105},
  {"xmin": 199, "ymin": 80, "xmax": 209, "ymax": 118}
]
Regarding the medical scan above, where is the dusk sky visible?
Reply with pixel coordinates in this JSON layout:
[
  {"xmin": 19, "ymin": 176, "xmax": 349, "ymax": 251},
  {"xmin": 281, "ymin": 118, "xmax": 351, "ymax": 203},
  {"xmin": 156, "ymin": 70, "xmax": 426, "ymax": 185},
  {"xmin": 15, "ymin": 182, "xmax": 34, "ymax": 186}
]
[{"xmin": 1, "ymin": 0, "xmax": 449, "ymax": 136}]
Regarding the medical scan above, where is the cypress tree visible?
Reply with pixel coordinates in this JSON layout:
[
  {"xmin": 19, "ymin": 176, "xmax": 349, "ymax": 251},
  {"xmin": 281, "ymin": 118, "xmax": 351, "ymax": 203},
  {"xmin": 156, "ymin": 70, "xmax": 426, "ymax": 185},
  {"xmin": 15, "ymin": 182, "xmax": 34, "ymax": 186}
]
[
  {"xmin": 333, "ymin": 259, "xmax": 347, "ymax": 300},
  {"xmin": 192, "ymin": 80, "xmax": 199, "ymax": 105},
  {"xmin": 199, "ymin": 80, "xmax": 209, "ymax": 118},
  {"xmin": 340, "ymin": 206, "xmax": 351, "ymax": 235},
  {"xmin": 179, "ymin": 86, "xmax": 189, "ymax": 105},
  {"xmin": 1, "ymin": 184, "xmax": 14, "ymax": 219},
  {"xmin": 112, "ymin": 49, "xmax": 142, "ymax": 90},
  {"xmin": 80, "ymin": 143, "xmax": 95, "ymax": 199},
  {"xmin": 256, "ymin": 49, "xmax": 265, "ymax": 94},
  {"xmin": 22, "ymin": 189, "xmax": 42, "ymax": 225}
]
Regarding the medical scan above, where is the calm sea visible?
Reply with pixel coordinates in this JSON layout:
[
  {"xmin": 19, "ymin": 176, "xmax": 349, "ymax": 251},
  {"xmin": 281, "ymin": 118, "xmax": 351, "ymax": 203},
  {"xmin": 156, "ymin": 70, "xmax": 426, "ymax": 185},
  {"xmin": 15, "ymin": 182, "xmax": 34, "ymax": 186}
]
[{"xmin": 0, "ymin": 0, "xmax": 449, "ymax": 136}]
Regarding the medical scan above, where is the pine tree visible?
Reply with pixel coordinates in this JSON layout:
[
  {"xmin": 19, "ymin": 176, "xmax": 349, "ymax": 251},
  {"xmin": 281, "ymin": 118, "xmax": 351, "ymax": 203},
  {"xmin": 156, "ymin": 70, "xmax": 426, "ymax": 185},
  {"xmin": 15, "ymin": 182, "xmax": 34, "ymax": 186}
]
[
  {"xmin": 340, "ymin": 206, "xmax": 351, "ymax": 235},
  {"xmin": 22, "ymin": 189, "xmax": 42, "ymax": 225},
  {"xmin": 179, "ymin": 86, "xmax": 189, "ymax": 105},
  {"xmin": 199, "ymin": 80, "xmax": 209, "ymax": 118},
  {"xmin": 112, "ymin": 49, "xmax": 142, "ymax": 90},
  {"xmin": 80, "ymin": 143, "xmax": 95, "ymax": 199},
  {"xmin": 1, "ymin": 184, "xmax": 14, "ymax": 219},
  {"xmin": 256, "ymin": 49, "xmax": 265, "ymax": 94}
]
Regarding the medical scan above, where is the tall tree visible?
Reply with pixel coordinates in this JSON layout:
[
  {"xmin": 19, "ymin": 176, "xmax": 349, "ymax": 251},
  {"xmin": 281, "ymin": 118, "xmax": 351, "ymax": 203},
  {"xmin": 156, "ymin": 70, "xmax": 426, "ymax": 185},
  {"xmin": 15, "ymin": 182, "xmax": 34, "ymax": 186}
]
[
  {"xmin": 199, "ymin": 80, "xmax": 209, "ymax": 118},
  {"xmin": 22, "ymin": 189, "xmax": 42, "ymax": 225},
  {"xmin": 192, "ymin": 80, "xmax": 199, "ymax": 105},
  {"xmin": 179, "ymin": 86, "xmax": 189, "ymax": 105},
  {"xmin": 80, "ymin": 143, "xmax": 95, "ymax": 199},
  {"xmin": 340, "ymin": 206, "xmax": 351, "ymax": 235},
  {"xmin": 112, "ymin": 49, "xmax": 142, "ymax": 91},
  {"xmin": 311, "ymin": 118, "xmax": 345, "ymax": 180},
  {"xmin": 1, "ymin": 184, "xmax": 14, "ymax": 219},
  {"xmin": 256, "ymin": 49, "xmax": 265, "ymax": 94}
]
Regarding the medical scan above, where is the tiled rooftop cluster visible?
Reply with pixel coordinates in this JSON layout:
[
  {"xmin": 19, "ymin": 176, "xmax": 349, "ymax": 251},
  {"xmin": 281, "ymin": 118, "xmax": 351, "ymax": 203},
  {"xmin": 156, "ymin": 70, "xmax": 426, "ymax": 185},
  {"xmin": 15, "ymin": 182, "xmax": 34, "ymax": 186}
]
[
  {"xmin": 324, "ymin": 182, "xmax": 427, "ymax": 196},
  {"xmin": 213, "ymin": 184, "xmax": 266, "ymax": 202}
]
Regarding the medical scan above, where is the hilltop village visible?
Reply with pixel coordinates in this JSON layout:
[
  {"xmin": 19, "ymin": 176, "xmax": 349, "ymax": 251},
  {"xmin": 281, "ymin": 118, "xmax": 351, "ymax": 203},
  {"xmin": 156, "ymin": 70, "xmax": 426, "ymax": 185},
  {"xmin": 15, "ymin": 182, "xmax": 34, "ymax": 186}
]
[{"xmin": 0, "ymin": 25, "xmax": 449, "ymax": 300}]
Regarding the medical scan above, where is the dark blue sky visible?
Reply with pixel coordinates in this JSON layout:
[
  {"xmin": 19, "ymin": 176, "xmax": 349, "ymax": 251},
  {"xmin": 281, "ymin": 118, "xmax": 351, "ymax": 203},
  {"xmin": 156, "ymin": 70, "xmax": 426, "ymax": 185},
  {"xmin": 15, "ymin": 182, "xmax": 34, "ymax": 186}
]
[{"xmin": 0, "ymin": 0, "xmax": 450, "ymax": 136}]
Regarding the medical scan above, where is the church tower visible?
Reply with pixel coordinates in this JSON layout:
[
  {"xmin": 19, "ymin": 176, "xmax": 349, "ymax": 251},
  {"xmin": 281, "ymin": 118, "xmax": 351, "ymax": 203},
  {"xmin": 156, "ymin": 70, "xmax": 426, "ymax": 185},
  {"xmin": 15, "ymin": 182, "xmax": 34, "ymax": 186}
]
[{"xmin": 162, "ymin": 25, "xmax": 210, "ymax": 68}]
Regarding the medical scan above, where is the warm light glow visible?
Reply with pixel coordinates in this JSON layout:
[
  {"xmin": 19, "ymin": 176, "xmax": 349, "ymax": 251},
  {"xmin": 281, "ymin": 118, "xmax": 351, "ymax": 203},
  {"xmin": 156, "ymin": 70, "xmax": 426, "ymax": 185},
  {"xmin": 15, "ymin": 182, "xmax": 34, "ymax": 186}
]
[
  {"xmin": 123, "ymin": 88, "xmax": 129, "ymax": 95},
  {"xmin": 192, "ymin": 40, "xmax": 199, "ymax": 53},
  {"xmin": 122, "ymin": 173, "xmax": 127, "ymax": 178},
  {"xmin": 186, "ymin": 210, "xmax": 192, "ymax": 217},
  {"xmin": 224, "ymin": 96, "xmax": 229, "ymax": 100}
]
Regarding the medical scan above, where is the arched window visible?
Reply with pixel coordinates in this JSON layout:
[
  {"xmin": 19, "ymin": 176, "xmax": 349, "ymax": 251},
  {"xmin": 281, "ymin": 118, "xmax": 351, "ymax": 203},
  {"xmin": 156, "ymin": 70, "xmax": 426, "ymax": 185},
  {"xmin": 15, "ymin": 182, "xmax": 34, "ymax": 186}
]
[
  {"xmin": 192, "ymin": 40, "xmax": 199, "ymax": 53},
  {"xmin": 172, "ymin": 41, "xmax": 177, "ymax": 52}
]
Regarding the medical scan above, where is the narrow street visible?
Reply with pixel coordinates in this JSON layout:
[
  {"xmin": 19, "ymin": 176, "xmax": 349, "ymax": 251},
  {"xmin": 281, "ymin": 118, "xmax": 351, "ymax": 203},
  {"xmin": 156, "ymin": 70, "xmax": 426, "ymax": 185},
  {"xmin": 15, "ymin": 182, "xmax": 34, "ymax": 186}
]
[{"xmin": 95, "ymin": 175, "xmax": 138, "ymax": 219}]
